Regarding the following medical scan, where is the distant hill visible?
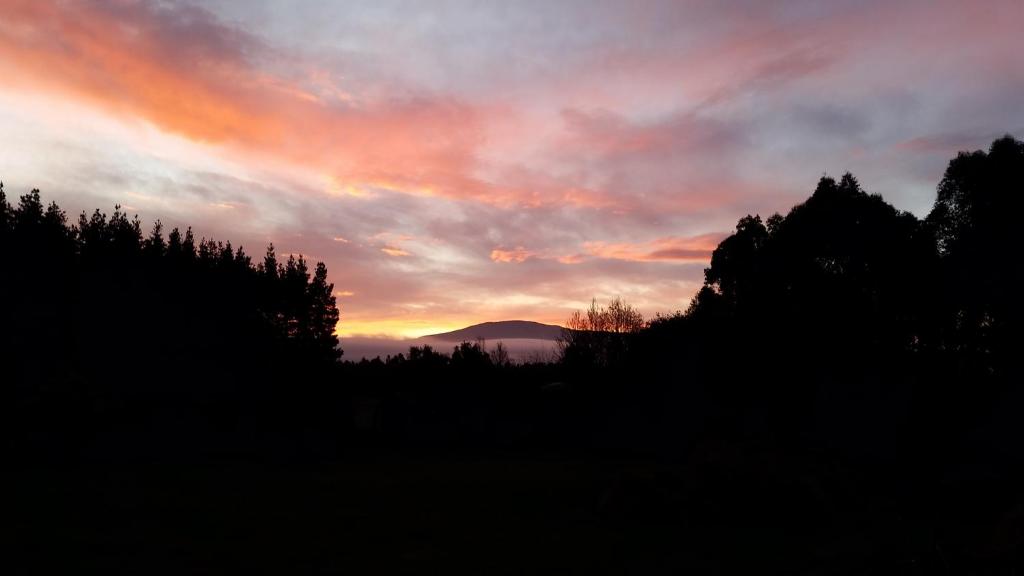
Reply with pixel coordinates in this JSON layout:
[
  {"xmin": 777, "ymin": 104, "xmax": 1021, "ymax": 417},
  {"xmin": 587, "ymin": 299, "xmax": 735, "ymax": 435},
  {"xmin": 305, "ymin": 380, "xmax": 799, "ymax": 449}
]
[
  {"xmin": 340, "ymin": 321, "xmax": 564, "ymax": 361},
  {"xmin": 422, "ymin": 320, "xmax": 563, "ymax": 342}
]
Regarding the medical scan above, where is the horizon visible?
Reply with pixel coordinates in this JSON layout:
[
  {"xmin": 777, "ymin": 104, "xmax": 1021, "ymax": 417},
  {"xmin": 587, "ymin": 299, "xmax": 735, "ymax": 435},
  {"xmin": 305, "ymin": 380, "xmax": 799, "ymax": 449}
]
[
  {"xmin": 2, "ymin": 1, "xmax": 1022, "ymax": 338},
  {"xmin": 346, "ymin": 319, "xmax": 563, "ymax": 341}
]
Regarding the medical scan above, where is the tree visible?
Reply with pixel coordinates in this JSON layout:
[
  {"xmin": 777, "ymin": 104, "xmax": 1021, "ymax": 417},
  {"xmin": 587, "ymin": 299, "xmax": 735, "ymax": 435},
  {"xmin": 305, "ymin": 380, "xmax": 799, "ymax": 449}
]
[
  {"xmin": 558, "ymin": 297, "xmax": 644, "ymax": 368},
  {"xmin": 489, "ymin": 341, "xmax": 511, "ymax": 367},
  {"xmin": 692, "ymin": 172, "xmax": 936, "ymax": 354},
  {"xmin": 0, "ymin": 182, "xmax": 11, "ymax": 235},
  {"xmin": 144, "ymin": 220, "xmax": 166, "ymax": 258},
  {"xmin": 451, "ymin": 340, "xmax": 491, "ymax": 369},
  {"xmin": 260, "ymin": 243, "xmax": 279, "ymax": 279},
  {"xmin": 15, "ymin": 189, "xmax": 44, "ymax": 230},
  {"xmin": 107, "ymin": 205, "xmax": 142, "ymax": 257},
  {"xmin": 925, "ymin": 135, "xmax": 1024, "ymax": 374},
  {"xmin": 704, "ymin": 214, "xmax": 768, "ymax": 314},
  {"xmin": 3, "ymin": 188, "xmax": 348, "ymax": 460},
  {"xmin": 308, "ymin": 261, "xmax": 341, "ymax": 361},
  {"xmin": 283, "ymin": 254, "xmax": 310, "ymax": 339},
  {"xmin": 167, "ymin": 226, "xmax": 183, "ymax": 257}
]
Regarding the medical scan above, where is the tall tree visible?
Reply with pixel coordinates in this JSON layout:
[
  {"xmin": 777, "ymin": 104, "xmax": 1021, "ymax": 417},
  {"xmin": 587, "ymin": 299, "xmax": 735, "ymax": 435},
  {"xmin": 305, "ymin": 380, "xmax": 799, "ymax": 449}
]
[
  {"xmin": 926, "ymin": 135, "xmax": 1024, "ymax": 374},
  {"xmin": 0, "ymin": 182, "xmax": 12, "ymax": 236},
  {"xmin": 308, "ymin": 261, "xmax": 341, "ymax": 361},
  {"xmin": 144, "ymin": 220, "xmax": 166, "ymax": 258}
]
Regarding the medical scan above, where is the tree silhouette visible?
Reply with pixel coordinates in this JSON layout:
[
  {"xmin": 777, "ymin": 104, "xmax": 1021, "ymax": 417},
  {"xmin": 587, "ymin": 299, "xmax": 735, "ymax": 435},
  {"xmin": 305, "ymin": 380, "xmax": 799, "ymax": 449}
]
[
  {"xmin": 704, "ymin": 214, "xmax": 768, "ymax": 316},
  {"xmin": 558, "ymin": 297, "xmax": 644, "ymax": 368},
  {"xmin": 489, "ymin": 341, "xmax": 511, "ymax": 367},
  {"xmin": 0, "ymin": 182, "xmax": 10, "ymax": 232},
  {"xmin": 692, "ymin": 171, "xmax": 938, "ymax": 358},
  {"xmin": 2, "ymin": 190, "xmax": 344, "ymax": 460},
  {"xmin": 926, "ymin": 135, "xmax": 1024, "ymax": 376}
]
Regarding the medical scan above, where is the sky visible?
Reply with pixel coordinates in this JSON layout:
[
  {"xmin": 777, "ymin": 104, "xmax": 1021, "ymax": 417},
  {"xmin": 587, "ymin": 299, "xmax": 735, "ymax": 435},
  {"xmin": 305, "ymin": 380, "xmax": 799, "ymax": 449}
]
[{"xmin": 1, "ymin": 0, "xmax": 1022, "ymax": 339}]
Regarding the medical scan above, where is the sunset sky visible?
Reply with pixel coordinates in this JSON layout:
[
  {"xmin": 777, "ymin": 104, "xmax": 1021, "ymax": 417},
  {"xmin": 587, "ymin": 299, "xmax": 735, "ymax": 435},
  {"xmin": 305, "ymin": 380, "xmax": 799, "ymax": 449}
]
[{"xmin": 1, "ymin": 0, "xmax": 1021, "ymax": 338}]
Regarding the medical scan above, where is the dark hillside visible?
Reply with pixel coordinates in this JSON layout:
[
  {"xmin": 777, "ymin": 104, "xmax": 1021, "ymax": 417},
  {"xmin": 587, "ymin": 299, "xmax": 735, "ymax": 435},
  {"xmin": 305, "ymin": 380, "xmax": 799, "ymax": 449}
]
[{"xmin": 423, "ymin": 320, "xmax": 563, "ymax": 341}]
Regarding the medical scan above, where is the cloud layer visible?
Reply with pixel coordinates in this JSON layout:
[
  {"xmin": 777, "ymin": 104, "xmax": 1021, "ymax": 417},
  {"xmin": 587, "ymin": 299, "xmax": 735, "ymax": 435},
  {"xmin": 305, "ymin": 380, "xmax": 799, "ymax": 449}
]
[{"xmin": 1, "ymin": 0, "xmax": 1022, "ymax": 338}]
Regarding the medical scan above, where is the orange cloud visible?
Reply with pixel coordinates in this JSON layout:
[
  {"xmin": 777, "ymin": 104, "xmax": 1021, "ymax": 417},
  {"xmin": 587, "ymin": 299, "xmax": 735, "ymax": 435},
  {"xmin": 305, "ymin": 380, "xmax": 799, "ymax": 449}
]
[
  {"xmin": 381, "ymin": 246, "xmax": 411, "ymax": 257},
  {"xmin": 0, "ymin": 0, "xmax": 651, "ymax": 213},
  {"xmin": 490, "ymin": 247, "xmax": 535, "ymax": 263},
  {"xmin": 0, "ymin": 0, "xmax": 829, "ymax": 217},
  {"xmin": 583, "ymin": 233, "xmax": 725, "ymax": 263},
  {"xmin": 0, "ymin": 1, "xmax": 510, "ymax": 206},
  {"xmin": 489, "ymin": 233, "xmax": 725, "ymax": 266},
  {"xmin": 556, "ymin": 254, "xmax": 587, "ymax": 265}
]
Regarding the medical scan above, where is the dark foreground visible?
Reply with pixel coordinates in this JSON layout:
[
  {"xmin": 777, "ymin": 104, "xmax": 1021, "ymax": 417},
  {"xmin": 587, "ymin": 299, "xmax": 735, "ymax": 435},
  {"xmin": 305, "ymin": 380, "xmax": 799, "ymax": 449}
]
[{"xmin": 15, "ymin": 451, "xmax": 1020, "ymax": 574}]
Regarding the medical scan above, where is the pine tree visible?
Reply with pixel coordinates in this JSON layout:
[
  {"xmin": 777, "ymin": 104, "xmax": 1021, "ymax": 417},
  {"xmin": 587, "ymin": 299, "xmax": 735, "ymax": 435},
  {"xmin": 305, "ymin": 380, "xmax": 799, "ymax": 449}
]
[
  {"xmin": 167, "ymin": 227, "xmax": 183, "ymax": 258},
  {"xmin": 145, "ymin": 220, "xmax": 166, "ymax": 258},
  {"xmin": 0, "ymin": 182, "xmax": 11, "ymax": 236},
  {"xmin": 15, "ymin": 189, "xmax": 44, "ymax": 230},
  {"xmin": 182, "ymin": 227, "xmax": 196, "ymax": 258},
  {"xmin": 260, "ymin": 243, "xmax": 279, "ymax": 279},
  {"xmin": 308, "ymin": 261, "xmax": 341, "ymax": 360}
]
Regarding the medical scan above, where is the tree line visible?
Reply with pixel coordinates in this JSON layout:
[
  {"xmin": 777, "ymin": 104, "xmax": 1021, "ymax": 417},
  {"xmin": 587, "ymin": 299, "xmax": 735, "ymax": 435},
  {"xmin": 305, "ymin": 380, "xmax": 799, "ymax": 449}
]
[
  {"xmin": 2, "ymin": 188, "xmax": 343, "ymax": 458},
  {"xmin": 4, "ymin": 135, "xmax": 1021, "ymax": 462}
]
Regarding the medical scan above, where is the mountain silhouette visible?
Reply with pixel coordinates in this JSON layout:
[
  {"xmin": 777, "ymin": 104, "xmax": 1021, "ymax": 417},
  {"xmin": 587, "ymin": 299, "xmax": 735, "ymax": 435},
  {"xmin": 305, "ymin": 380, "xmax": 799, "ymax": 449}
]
[{"xmin": 421, "ymin": 320, "xmax": 563, "ymax": 342}]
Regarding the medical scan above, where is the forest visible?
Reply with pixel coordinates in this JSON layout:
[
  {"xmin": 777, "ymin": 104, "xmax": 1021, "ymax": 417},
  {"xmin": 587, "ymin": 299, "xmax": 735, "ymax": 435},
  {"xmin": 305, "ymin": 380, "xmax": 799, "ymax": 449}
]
[{"xmin": 6, "ymin": 136, "xmax": 1022, "ymax": 572}]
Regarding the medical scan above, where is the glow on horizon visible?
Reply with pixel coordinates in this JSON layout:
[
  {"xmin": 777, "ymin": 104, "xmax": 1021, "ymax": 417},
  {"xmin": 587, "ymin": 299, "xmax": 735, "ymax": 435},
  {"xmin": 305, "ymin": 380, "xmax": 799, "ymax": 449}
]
[{"xmin": 338, "ymin": 318, "xmax": 565, "ymax": 340}]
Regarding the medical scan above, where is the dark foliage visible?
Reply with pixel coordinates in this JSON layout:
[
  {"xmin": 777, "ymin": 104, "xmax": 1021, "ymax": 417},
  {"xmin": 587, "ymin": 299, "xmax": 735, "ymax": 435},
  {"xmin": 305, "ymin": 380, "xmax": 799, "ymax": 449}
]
[{"xmin": 2, "ymin": 189, "xmax": 342, "ymax": 460}]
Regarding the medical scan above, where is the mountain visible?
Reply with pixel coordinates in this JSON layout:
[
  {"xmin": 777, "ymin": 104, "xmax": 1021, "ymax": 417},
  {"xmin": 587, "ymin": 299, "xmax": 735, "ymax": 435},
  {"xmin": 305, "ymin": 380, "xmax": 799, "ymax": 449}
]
[
  {"xmin": 422, "ymin": 320, "xmax": 563, "ymax": 342},
  {"xmin": 340, "ymin": 321, "xmax": 565, "ymax": 361}
]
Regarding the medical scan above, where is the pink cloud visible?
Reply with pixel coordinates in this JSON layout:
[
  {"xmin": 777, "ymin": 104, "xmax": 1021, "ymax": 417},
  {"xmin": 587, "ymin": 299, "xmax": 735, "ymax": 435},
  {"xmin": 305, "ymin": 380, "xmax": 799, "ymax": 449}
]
[
  {"xmin": 0, "ymin": 1, "xmax": 502, "ymax": 205},
  {"xmin": 380, "ymin": 246, "xmax": 411, "ymax": 257},
  {"xmin": 556, "ymin": 254, "xmax": 588, "ymax": 265},
  {"xmin": 489, "ymin": 232, "xmax": 726, "ymax": 267},
  {"xmin": 583, "ymin": 233, "xmax": 726, "ymax": 263},
  {"xmin": 895, "ymin": 131, "xmax": 1019, "ymax": 155},
  {"xmin": 0, "ymin": 0, "xmax": 872, "ymax": 215},
  {"xmin": 490, "ymin": 247, "xmax": 535, "ymax": 263}
]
